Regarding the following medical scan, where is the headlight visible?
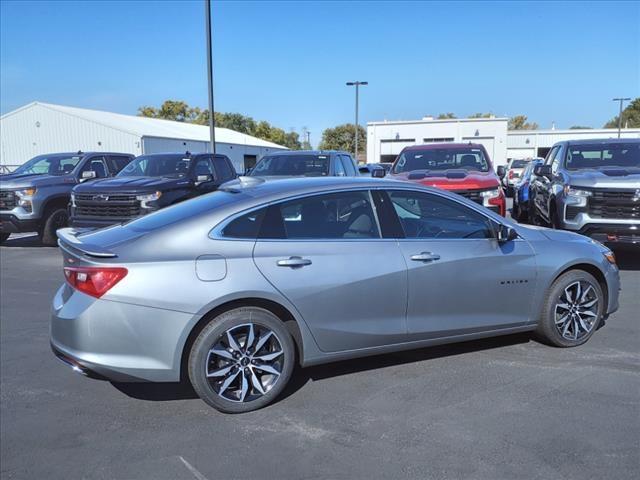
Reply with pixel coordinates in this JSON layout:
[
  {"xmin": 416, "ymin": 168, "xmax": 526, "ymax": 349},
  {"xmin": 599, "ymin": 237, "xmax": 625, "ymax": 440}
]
[
  {"xmin": 15, "ymin": 188, "xmax": 36, "ymax": 212},
  {"xmin": 480, "ymin": 188, "xmax": 500, "ymax": 199},
  {"xmin": 15, "ymin": 187, "xmax": 36, "ymax": 198},
  {"xmin": 603, "ymin": 250, "xmax": 616, "ymax": 265},
  {"xmin": 136, "ymin": 191, "xmax": 162, "ymax": 208},
  {"xmin": 564, "ymin": 185, "xmax": 592, "ymax": 197}
]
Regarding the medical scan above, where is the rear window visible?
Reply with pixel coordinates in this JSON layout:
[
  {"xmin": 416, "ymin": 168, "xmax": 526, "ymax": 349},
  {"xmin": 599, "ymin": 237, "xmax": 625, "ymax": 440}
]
[
  {"xmin": 511, "ymin": 160, "xmax": 528, "ymax": 168},
  {"xmin": 249, "ymin": 154, "xmax": 330, "ymax": 177},
  {"xmin": 125, "ymin": 190, "xmax": 242, "ymax": 232},
  {"xmin": 393, "ymin": 148, "xmax": 489, "ymax": 173}
]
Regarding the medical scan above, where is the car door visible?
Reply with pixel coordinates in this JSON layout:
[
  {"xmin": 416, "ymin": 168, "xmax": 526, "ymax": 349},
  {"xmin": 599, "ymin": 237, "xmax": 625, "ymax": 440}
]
[
  {"xmin": 382, "ymin": 189, "xmax": 537, "ymax": 340},
  {"xmin": 252, "ymin": 189, "xmax": 408, "ymax": 352}
]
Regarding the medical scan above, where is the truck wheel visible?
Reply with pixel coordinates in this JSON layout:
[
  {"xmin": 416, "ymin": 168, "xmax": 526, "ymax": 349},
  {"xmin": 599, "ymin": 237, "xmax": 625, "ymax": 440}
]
[
  {"xmin": 39, "ymin": 207, "xmax": 68, "ymax": 246},
  {"xmin": 0, "ymin": 233, "xmax": 10, "ymax": 244}
]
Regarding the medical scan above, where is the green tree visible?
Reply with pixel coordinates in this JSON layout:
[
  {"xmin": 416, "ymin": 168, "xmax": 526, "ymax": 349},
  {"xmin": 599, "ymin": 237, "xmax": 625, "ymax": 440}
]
[
  {"xmin": 318, "ymin": 124, "xmax": 366, "ymax": 154},
  {"xmin": 437, "ymin": 113, "xmax": 457, "ymax": 119},
  {"xmin": 468, "ymin": 112, "xmax": 493, "ymax": 118},
  {"xmin": 508, "ymin": 115, "xmax": 538, "ymax": 130},
  {"xmin": 604, "ymin": 98, "xmax": 640, "ymax": 128}
]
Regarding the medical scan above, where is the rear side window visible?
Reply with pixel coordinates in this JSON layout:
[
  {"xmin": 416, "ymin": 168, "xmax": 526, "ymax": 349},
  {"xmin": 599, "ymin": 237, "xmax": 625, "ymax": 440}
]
[
  {"xmin": 222, "ymin": 208, "xmax": 266, "ymax": 238},
  {"xmin": 387, "ymin": 190, "xmax": 493, "ymax": 239},
  {"xmin": 215, "ymin": 157, "xmax": 236, "ymax": 181},
  {"xmin": 259, "ymin": 191, "xmax": 380, "ymax": 239}
]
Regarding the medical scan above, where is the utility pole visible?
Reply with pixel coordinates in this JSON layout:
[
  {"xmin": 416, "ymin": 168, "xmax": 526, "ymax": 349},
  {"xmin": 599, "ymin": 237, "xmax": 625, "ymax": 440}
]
[
  {"xmin": 346, "ymin": 81, "xmax": 368, "ymax": 160},
  {"xmin": 305, "ymin": 130, "xmax": 311, "ymax": 148},
  {"xmin": 205, "ymin": 0, "xmax": 216, "ymax": 153},
  {"xmin": 612, "ymin": 97, "xmax": 630, "ymax": 138}
]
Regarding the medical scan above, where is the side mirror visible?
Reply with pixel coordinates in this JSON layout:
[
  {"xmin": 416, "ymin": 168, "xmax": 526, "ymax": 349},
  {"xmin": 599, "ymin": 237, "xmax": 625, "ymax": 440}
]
[
  {"xmin": 534, "ymin": 165, "xmax": 552, "ymax": 178},
  {"xmin": 371, "ymin": 168, "xmax": 386, "ymax": 178},
  {"xmin": 196, "ymin": 174, "xmax": 212, "ymax": 184},
  {"xmin": 497, "ymin": 224, "xmax": 518, "ymax": 243},
  {"xmin": 496, "ymin": 165, "xmax": 506, "ymax": 178},
  {"xmin": 80, "ymin": 170, "xmax": 96, "ymax": 182}
]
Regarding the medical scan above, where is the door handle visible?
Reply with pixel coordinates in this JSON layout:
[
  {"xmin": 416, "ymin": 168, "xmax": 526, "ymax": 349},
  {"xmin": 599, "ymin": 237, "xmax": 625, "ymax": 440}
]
[
  {"xmin": 410, "ymin": 252, "xmax": 441, "ymax": 262},
  {"xmin": 277, "ymin": 256, "xmax": 312, "ymax": 268}
]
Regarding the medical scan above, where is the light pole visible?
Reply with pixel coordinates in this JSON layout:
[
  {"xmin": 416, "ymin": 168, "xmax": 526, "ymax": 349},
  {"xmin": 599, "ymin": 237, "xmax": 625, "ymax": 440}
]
[
  {"xmin": 612, "ymin": 97, "xmax": 630, "ymax": 138},
  {"xmin": 346, "ymin": 81, "xmax": 368, "ymax": 160},
  {"xmin": 205, "ymin": 0, "xmax": 216, "ymax": 154}
]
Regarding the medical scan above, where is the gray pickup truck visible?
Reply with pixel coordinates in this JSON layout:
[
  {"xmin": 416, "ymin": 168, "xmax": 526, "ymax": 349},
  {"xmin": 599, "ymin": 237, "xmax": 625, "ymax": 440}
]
[
  {"xmin": 0, "ymin": 151, "xmax": 133, "ymax": 245},
  {"xmin": 530, "ymin": 138, "xmax": 640, "ymax": 246}
]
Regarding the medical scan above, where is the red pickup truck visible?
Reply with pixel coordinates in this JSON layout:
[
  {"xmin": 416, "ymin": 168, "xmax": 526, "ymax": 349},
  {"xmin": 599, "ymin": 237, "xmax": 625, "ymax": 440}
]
[{"xmin": 387, "ymin": 143, "xmax": 506, "ymax": 216}]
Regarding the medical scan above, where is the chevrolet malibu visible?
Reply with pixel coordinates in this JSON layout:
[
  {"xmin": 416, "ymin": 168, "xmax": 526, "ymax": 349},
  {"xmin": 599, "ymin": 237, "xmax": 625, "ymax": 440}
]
[{"xmin": 51, "ymin": 177, "xmax": 620, "ymax": 413}]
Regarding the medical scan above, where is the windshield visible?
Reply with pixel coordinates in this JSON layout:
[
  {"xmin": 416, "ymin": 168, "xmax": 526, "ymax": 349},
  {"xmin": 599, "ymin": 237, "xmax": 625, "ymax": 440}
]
[
  {"xmin": 393, "ymin": 147, "xmax": 489, "ymax": 173},
  {"xmin": 565, "ymin": 143, "xmax": 640, "ymax": 171},
  {"xmin": 118, "ymin": 154, "xmax": 192, "ymax": 178},
  {"xmin": 511, "ymin": 159, "xmax": 528, "ymax": 168},
  {"xmin": 12, "ymin": 154, "xmax": 83, "ymax": 176},
  {"xmin": 249, "ymin": 154, "xmax": 330, "ymax": 177}
]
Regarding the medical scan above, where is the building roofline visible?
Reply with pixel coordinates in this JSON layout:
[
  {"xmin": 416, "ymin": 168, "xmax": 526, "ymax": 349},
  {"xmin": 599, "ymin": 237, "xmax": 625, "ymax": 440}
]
[
  {"xmin": 507, "ymin": 128, "xmax": 640, "ymax": 135},
  {"xmin": 368, "ymin": 117, "xmax": 508, "ymax": 126}
]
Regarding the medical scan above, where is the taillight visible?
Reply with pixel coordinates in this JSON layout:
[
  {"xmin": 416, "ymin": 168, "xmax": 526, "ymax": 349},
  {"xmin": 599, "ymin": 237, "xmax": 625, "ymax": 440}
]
[
  {"xmin": 64, "ymin": 267, "xmax": 128, "ymax": 298},
  {"xmin": 481, "ymin": 188, "xmax": 506, "ymax": 216},
  {"xmin": 508, "ymin": 170, "xmax": 514, "ymax": 179}
]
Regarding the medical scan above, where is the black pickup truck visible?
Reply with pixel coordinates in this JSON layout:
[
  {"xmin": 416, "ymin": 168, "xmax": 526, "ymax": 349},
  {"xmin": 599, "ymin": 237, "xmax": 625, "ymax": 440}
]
[{"xmin": 70, "ymin": 152, "xmax": 237, "ymax": 228}]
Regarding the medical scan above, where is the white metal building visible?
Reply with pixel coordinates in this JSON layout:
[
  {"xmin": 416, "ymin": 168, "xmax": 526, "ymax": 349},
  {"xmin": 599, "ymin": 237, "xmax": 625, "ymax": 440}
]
[
  {"xmin": 367, "ymin": 117, "xmax": 510, "ymax": 166},
  {"xmin": 506, "ymin": 128, "xmax": 640, "ymax": 160},
  {"xmin": 0, "ymin": 102, "xmax": 287, "ymax": 173},
  {"xmin": 367, "ymin": 116, "xmax": 640, "ymax": 166}
]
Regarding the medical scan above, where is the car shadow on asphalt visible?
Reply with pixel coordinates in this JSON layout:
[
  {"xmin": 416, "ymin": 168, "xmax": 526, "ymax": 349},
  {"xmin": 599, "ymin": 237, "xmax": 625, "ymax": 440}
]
[
  {"xmin": 111, "ymin": 333, "xmax": 533, "ymax": 403},
  {"xmin": 1, "ymin": 234, "xmax": 46, "ymax": 248},
  {"xmin": 614, "ymin": 248, "xmax": 640, "ymax": 271}
]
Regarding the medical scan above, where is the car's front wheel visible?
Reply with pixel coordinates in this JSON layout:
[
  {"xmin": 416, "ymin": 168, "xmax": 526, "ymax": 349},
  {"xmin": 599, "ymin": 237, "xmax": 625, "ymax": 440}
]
[
  {"xmin": 536, "ymin": 270, "xmax": 604, "ymax": 347},
  {"xmin": 188, "ymin": 307, "xmax": 295, "ymax": 413}
]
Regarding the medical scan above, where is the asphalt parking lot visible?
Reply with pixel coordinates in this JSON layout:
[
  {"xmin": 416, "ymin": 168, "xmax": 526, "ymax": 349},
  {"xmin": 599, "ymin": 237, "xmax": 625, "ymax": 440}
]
[{"xmin": 1, "ymin": 234, "xmax": 639, "ymax": 480}]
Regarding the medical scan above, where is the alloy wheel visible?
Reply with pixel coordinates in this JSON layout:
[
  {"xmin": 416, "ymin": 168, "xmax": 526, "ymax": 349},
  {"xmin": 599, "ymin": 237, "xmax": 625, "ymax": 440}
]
[
  {"xmin": 205, "ymin": 323, "xmax": 284, "ymax": 403},
  {"xmin": 554, "ymin": 281, "xmax": 599, "ymax": 341}
]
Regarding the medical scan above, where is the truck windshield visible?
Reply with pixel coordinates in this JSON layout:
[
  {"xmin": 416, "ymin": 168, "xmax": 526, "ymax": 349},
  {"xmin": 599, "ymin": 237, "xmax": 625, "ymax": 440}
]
[
  {"xmin": 565, "ymin": 143, "xmax": 640, "ymax": 170},
  {"xmin": 393, "ymin": 148, "xmax": 490, "ymax": 173},
  {"xmin": 118, "ymin": 154, "xmax": 192, "ymax": 178},
  {"xmin": 12, "ymin": 154, "xmax": 83, "ymax": 176},
  {"xmin": 249, "ymin": 154, "xmax": 330, "ymax": 177}
]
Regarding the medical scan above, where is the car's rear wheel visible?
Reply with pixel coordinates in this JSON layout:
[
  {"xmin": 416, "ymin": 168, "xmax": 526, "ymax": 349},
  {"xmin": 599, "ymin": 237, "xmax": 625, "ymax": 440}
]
[
  {"xmin": 188, "ymin": 307, "xmax": 295, "ymax": 413},
  {"xmin": 0, "ymin": 233, "xmax": 10, "ymax": 244},
  {"xmin": 536, "ymin": 270, "xmax": 604, "ymax": 347},
  {"xmin": 39, "ymin": 207, "xmax": 68, "ymax": 246}
]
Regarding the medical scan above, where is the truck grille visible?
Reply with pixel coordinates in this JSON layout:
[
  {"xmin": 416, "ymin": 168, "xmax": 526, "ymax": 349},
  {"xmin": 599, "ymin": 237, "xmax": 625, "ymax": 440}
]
[
  {"xmin": 588, "ymin": 189, "xmax": 640, "ymax": 220},
  {"xmin": 0, "ymin": 190, "xmax": 17, "ymax": 210},
  {"xmin": 74, "ymin": 193, "xmax": 142, "ymax": 218}
]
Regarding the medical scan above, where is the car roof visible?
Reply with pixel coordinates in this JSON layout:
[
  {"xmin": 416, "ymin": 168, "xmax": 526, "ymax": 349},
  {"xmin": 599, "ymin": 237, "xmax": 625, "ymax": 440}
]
[
  {"xmin": 402, "ymin": 143, "xmax": 486, "ymax": 151},
  {"xmin": 135, "ymin": 152, "xmax": 227, "ymax": 158},
  {"xmin": 261, "ymin": 150, "xmax": 349, "ymax": 157},
  {"xmin": 561, "ymin": 138, "xmax": 640, "ymax": 146}
]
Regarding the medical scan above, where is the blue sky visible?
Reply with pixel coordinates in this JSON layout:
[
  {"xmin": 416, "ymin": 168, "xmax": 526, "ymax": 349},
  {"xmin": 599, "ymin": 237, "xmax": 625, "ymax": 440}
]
[{"xmin": 1, "ymin": 0, "xmax": 638, "ymax": 145}]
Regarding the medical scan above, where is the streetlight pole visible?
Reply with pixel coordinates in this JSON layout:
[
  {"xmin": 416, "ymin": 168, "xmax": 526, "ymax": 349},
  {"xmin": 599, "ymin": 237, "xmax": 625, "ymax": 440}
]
[
  {"xmin": 346, "ymin": 81, "xmax": 368, "ymax": 161},
  {"xmin": 205, "ymin": 0, "xmax": 216, "ymax": 154},
  {"xmin": 612, "ymin": 97, "xmax": 630, "ymax": 139}
]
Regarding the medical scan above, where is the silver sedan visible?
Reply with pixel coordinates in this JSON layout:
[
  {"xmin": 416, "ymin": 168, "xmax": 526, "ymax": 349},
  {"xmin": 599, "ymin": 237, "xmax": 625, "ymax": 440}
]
[{"xmin": 51, "ymin": 177, "xmax": 620, "ymax": 413}]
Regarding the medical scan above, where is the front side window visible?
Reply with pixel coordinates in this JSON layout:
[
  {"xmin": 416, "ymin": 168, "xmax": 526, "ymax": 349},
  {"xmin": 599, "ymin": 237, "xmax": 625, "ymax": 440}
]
[
  {"xmin": 79, "ymin": 156, "xmax": 108, "ymax": 178},
  {"xmin": 12, "ymin": 154, "xmax": 83, "ymax": 176},
  {"xmin": 393, "ymin": 147, "xmax": 490, "ymax": 174},
  {"xmin": 387, "ymin": 190, "xmax": 494, "ymax": 239},
  {"xmin": 249, "ymin": 154, "xmax": 331, "ymax": 177},
  {"xmin": 109, "ymin": 155, "xmax": 132, "ymax": 174},
  {"xmin": 118, "ymin": 154, "xmax": 191, "ymax": 178},
  {"xmin": 341, "ymin": 155, "xmax": 357, "ymax": 176},
  {"xmin": 193, "ymin": 157, "xmax": 215, "ymax": 177},
  {"xmin": 215, "ymin": 157, "xmax": 236, "ymax": 181},
  {"xmin": 565, "ymin": 143, "xmax": 640, "ymax": 170},
  {"xmin": 334, "ymin": 157, "xmax": 346, "ymax": 176},
  {"xmin": 260, "ymin": 191, "xmax": 380, "ymax": 239}
]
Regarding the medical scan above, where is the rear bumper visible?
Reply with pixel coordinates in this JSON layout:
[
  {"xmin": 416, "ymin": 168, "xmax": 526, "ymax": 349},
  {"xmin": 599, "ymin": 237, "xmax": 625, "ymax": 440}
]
[
  {"xmin": 0, "ymin": 213, "xmax": 40, "ymax": 233},
  {"xmin": 50, "ymin": 284, "xmax": 194, "ymax": 382}
]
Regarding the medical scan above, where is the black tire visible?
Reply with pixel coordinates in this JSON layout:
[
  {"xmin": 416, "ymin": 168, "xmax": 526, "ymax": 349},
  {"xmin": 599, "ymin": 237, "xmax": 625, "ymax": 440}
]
[
  {"xmin": 535, "ymin": 270, "xmax": 604, "ymax": 347},
  {"xmin": 511, "ymin": 202, "xmax": 521, "ymax": 222},
  {"xmin": 0, "ymin": 233, "xmax": 10, "ymax": 244},
  {"xmin": 39, "ymin": 207, "xmax": 68, "ymax": 246},
  {"xmin": 188, "ymin": 307, "xmax": 295, "ymax": 413},
  {"xmin": 549, "ymin": 204, "xmax": 560, "ymax": 229}
]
